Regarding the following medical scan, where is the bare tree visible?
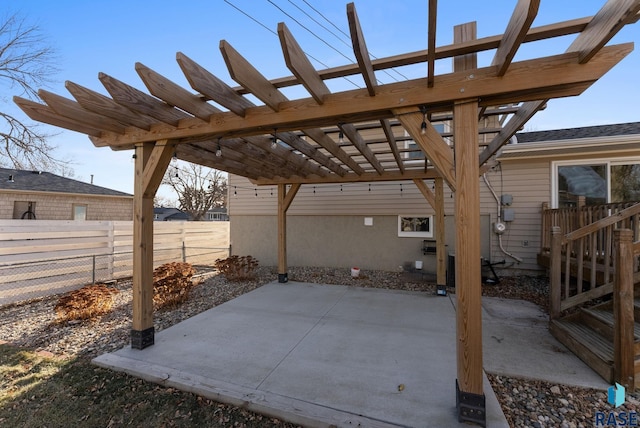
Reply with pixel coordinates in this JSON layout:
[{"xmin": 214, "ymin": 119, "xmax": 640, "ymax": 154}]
[
  {"xmin": 163, "ymin": 163, "xmax": 228, "ymax": 221},
  {"xmin": 0, "ymin": 12, "xmax": 71, "ymax": 173}
]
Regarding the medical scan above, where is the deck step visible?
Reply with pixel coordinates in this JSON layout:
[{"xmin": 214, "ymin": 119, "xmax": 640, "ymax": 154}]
[
  {"xmin": 580, "ymin": 307, "xmax": 640, "ymax": 355},
  {"xmin": 550, "ymin": 318, "xmax": 614, "ymax": 383}
]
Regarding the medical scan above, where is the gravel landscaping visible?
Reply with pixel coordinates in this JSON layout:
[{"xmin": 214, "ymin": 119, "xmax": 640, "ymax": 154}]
[{"xmin": 1, "ymin": 265, "xmax": 638, "ymax": 427}]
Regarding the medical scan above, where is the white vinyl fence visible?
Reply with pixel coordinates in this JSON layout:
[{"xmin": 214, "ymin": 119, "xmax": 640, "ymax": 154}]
[{"xmin": 0, "ymin": 220, "xmax": 230, "ymax": 306}]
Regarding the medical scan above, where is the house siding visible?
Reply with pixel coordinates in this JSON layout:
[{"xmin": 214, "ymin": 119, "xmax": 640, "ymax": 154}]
[
  {"xmin": 0, "ymin": 192, "xmax": 132, "ymax": 221},
  {"xmin": 228, "ymin": 167, "xmax": 542, "ymax": 275}
]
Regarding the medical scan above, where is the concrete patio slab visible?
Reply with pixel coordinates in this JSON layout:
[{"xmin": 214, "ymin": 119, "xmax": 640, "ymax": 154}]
[{"xmin": 93, "ymin": 281, "xmax": 606, "ymax": 427}]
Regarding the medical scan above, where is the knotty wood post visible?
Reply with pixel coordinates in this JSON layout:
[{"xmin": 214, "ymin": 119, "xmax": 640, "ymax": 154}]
[
  {"xmin": 131, "ymin": 140, "xmax": 175, "ymax": 349},
  {"xmin": 132, "ymin": 142, "xmax": 155, "ymax": 349},
  {"xmin": 453, "ymin": 20, "xmax": 484, "ymax": 426},
  {"xmin": 277, "ymin": 183, "xmax": 300, "ymax": 283},
  {"xmin": 550, "ymin": 226, "xmax": 562, "ymax": 319},
  {"xmin": 613, "ymin": 228, "xmax": 634, "ymax": 389}
]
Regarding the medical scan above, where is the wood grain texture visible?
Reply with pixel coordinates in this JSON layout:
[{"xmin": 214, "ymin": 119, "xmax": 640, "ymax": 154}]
[
  {"xmin": 479, "ymin": 100, "xmax": 547, "ymax": 165},
  {"xmin": 613, "ymin": 229, "xmax": 635, "ymax": 388},
  {"xmin": 38, "ymin": 89, "xmax": 126, "ymax": 134},
  {"xmin": 454, "ymin": 21, "xmax": 482, "ymax": 397},
  {"xmin": 66, "ymin": 81, "xmax": 156, "ymax": 130},
  {"xmin": 220, "ymin": 40, "xmax": 288, "ymax": 111},
  {"xmin": 347, "ymin": 2, "xmax": 377, "ymax": 96},
  {"xmin": 427, "ymin": 0, "xmax": 437, "ymax": 87},
  {"xmin": 277, "ymin": 131, "xmax": 348, "ymax": 176},
  {"xmin": 142, "ymin": 140, "xmax": 175, "ymax": 199},
  {"xmin": 394, "ymin": 107, "xmax": 456, "ymax": 191},
  {"xmin": 91, "ymin": 43, "xmax": 632, "ymax": 148},
  {"xmin": 380, "ymin": 119, "xmax": 404, "ymax": 172},
  {"xmin": 177, "ymin": 52, "xmax": 254, "ymax": 117},
  {"xmin": 99, "ymin": 73, "xmax": 189, "ymax": 126},
  {"xmin": 492, "ymin": 0, "xmax": 540, "ymax": 76},
  {"xmin": 413, "ymin": 179, "xmax": 436, "ymax": 209},
  {"xmin": 278, "ymin": 22, "xmax": 330, "ymax": 104},
  {"xmin": 132, "ymin": 142, "xmax": 155, "ymax": 331},
  {"xmin": 136, "ymin": 63, "xmax": 220, "ymax": 121},
  {"xmin": 13, "ymin": 96, "xmax": 104, "ymax": 138},
  {"xmin": 567, "ymin": 0, "xmax": 640, "ymax": 64},
  {"xmin": 339, "ymin": 123, "xmax": 384, "ymax": 174},
  {"xmin": 434, "ymin": 177, "xmax": 446, "ymax": 286},
  {"xmin": 302, "ymin": 128, "xmax": 364, "ymax": 174}
]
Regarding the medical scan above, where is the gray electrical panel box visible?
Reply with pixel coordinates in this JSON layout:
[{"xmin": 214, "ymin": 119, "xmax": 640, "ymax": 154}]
[
  {"xmin": 502, "ymin": 208, "xmax": 515, "ymax": 222},
  {"xmin": 501, "ymin": 194, "xmax": 513, "ymax": 206}
]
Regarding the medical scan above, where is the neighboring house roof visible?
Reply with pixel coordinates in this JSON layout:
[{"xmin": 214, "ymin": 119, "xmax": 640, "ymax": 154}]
[
  {"xmin": 515, "ymin": 122, "xmax": 640, "ymax": 143},
  {"xmin": 1, "ymin": 168, "xmax": 132, "ymax": 197},
  {"xmin": 499, "ymin": 122, "xmax": 640, "ymax": 161},
  {"xmin": 154, "ymin": 207, "xmax": 190, "ymax": 221}
]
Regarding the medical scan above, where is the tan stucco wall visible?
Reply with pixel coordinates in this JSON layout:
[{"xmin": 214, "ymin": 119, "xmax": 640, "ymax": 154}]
[
  {"xmin": 231, "ymin": 214, "xmax": 492, "ymax": 273},
  {"xmin": 0, "ymin": 192, "xmax": 133, "ymax": 220}
]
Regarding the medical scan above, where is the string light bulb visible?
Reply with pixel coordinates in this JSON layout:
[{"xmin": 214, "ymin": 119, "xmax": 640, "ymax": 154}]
[
  {"xmin": 234, "ymin": 186, "xmax": 237, "ymax": 196},
  {"xmin": 338, "ymin": 130, "xmax": 344, "ymax": 144},
  {"xmin": 171, "ymin": 150, "xmax": 178, "ymax": 163},
  {"xmin": 215, "ymin": 139, "xmax": 222, "ymax": 157},
  {"xmin": 420, "ymin": 106, "xmax": 427, "ymax": 135},
  {"xmin": 271, "ymin": 128, "xmax": 278, "ymax": 149}
]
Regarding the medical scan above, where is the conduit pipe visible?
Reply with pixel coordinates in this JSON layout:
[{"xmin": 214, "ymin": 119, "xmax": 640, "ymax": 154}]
[{"xmin": 482, "ymin": 173, "xmax": 523, "ymax": 263}]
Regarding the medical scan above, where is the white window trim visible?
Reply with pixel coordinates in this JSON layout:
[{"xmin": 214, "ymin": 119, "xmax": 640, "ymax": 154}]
[
  {"xmin": 551, "ymin": 156, "xmax": 640, "ymax": 208},
  {"xmin": 398, "ymin": 215, "xmax": 434, "ymax": 238}
]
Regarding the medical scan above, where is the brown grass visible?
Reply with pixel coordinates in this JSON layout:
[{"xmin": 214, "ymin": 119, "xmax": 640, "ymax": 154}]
[
  {"xmin": 54, "ymin": 284, "xmax": 119, "ymax": 323},
  {"xmin": 153, "ymin": 262, "xmax": 197, "ymax": 310}
]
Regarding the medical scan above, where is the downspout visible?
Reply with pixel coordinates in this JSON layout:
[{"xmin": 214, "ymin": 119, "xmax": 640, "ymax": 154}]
[{"xmin": 482, "ymin": 173, "xmax": 523, "ymax": 263}]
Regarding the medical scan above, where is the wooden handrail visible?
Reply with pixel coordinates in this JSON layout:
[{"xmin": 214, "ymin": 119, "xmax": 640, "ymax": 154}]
[{"xmin": 564, "ymin": 202, "xmax": 640, "ymax": 242}]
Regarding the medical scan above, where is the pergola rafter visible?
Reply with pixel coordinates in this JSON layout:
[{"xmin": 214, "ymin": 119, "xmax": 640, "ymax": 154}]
[{"xmin": 13, "ymin": 1, "xmax": 639, "ymax": 424}]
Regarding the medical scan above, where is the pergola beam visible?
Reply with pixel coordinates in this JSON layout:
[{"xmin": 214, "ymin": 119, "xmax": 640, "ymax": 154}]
[
  {"xmin": 136, "ymin": 63, "xmax": 220, "ymax": 121},
  {"xmin": 303, "ymin": 128, "xmax": 365, "ymax": 174},
  {"xmin": 347, "ymin": 2, "xmax": 377, "ymax": 96},
  {"xmin": 567, "ymin": 0, "xmax": 640, "ymax": 64},
  {"xmin": 278, "ymin": 22, "xmax": 330, "ymax": 104},
  {"xmin": 427, "ymin": 0, "xmax": 437, "ymax": 87},
  {"xmin": 87, "ymin": 43, "xmax": 631, "ymax": 148},
  {"xmin": 380, "ymin": 119, "xmax": 405, "ymax": 172},
  {"xmin": 339, "ymin": 123, "xmax": 384, "ymax": 174},
  {"xmin": 395, "ymin": 108, "xmax": 456, "ymax": 191},
  {"xmin": 220, "ymin": 40, "xmax": 288, "ymax": 111},
  {"xmin": 492, "ymin": 0, "xmax": 540, "ymax": 76},
  {"xmin": 65, "ymin": 81, "xmax": 155, "ymax": 130},
  {"xmin": 479, "ymin": 99, "xmax": 547, "ymax": 165},
  {"xmin": 177, "ymin": 52, "xmax": 254, "ymax": 117}
]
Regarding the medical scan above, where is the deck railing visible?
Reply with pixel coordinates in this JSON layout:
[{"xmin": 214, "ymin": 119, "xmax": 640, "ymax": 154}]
[
  {"xmin": 547, "ymin": 202, "xmax": 640, "ymax": 318},
  {"xmin": 543, "ymin": 201, "xmax": 640, "ymax": 389}
]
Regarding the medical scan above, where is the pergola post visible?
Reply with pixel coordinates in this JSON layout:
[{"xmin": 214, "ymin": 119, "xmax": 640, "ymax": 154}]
[
  {"xmin": 412, "ymin": 177, "xmax": 446, "ymax": 292},
  {"xmin": 131, "ymin": 140, "xmax": 176, "ymax": 349},
  {"xmin": 434, "ymin": 177, "xmax": 446, "ymax": 288},
  {"xmin": 277, "ymin": 183, "xmax": 300, "ymax": 283},
  {"xmin": 453, "ymin": 22, "xmax": 485, "ymax": 425}
]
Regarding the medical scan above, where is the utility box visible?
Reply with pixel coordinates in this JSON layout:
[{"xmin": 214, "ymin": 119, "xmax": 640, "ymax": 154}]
[
  {"xmin": 501, "ymin": 194, "xmax": 513, "ymax": 206},
  {"xmin": 502, "ymin": 208, "xmax": 515, "ymax": 222}
]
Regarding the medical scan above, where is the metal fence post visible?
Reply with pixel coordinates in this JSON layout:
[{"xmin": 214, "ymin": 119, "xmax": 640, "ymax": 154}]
[
  {"xmin": 182, "ymin": 241, "xmax": 186, "ymax": 263},
  {"xmin": 92, "ymin": 255, "xmax": 96, "ymax": 284}
]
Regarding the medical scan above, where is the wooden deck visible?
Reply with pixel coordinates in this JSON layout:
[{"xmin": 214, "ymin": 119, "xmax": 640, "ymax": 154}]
[
  {"xmin": 540, "ymin": 201, "xmax": 640, "ymax": 390},
  {"xmin": 549, "ymin": 298, "xmax": 640, "ymax": 389}
]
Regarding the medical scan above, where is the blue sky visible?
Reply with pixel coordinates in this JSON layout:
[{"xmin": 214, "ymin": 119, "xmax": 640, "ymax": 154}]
[{"xmin": 4, "ymin": 0, "xmax": 639, "ymax": 199}]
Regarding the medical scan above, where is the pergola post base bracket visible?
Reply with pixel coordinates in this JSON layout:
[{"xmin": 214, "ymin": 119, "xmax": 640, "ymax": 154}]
[
  {"xmin": 131, "ymin": 327, "xmax": 155, "ymax": 349},
  {"xmin": 456, "ymin": 380, "xmax": 486, "ymax": 427},
  {"xmin": 278, "ymin": 273, "xmax": 289, "ymax": 283}
]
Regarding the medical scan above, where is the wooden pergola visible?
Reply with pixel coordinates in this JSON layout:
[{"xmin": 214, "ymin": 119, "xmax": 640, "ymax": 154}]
[{"xmin": 14, "ymin": 1, "xmax": 639, "ymax": 424}]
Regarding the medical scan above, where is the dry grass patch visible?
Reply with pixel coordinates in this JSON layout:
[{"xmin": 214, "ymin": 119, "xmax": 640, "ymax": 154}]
[
  {"xmin": 153, "ymin": 262, "xmax": 197, "ymax": 310},
  {"xmin": 214, "ymin": 255, "xmax": 259, "ymax": 281},
  {"xmin": 54, "ymin": 284, "xmax": 119, "ymax": 323}
]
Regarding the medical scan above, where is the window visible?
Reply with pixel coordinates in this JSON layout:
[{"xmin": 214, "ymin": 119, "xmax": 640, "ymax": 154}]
[
  {"xmin": 13, "ymin": 201, "xmax": 36, "ymax": 219},
  {"xmin": 398, "ymin": 216, "xmax": 433, "ymax": 238},
  {"xmin": 403, "ymin": 123, "xmax": 447, "ymax": 161},
  {"xmin": 73, "ymin": 204, "xmax": 87, "ymax": 220},
  {"xmin": 553, "ymin": 159, "xmax": 640, "ymax": 208}
]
